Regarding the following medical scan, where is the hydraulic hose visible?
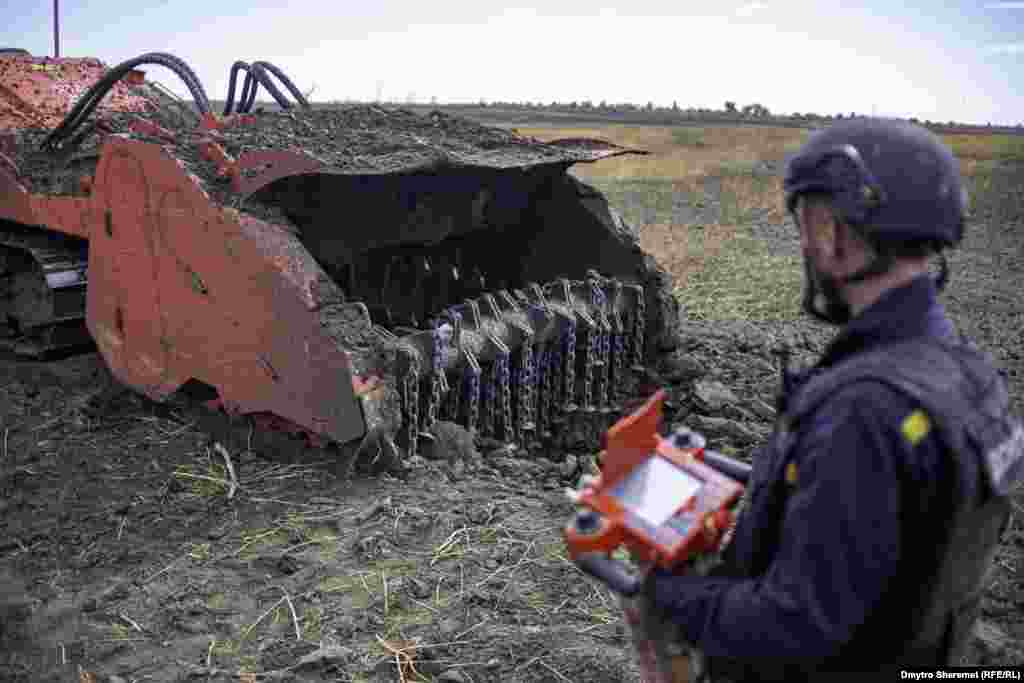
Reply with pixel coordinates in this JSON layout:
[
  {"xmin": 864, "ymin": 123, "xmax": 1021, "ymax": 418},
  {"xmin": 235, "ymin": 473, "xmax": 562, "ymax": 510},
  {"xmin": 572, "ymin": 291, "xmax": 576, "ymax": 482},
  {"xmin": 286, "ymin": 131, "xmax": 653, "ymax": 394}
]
[
  {"xmin": 223, "ymin": 62, "xmax": 287, "ymax": 113},
  {"xmin": 226, "ymin": 60, "xmax": 311, "ymax": 114},
  {"xmin": 242, "ymin": 63, "xmax": 289, "ymax": 112},
  {"xmin": 239, "ymin": 71, "xmax": 259, "ymax": 113},
  {"xmin": 223, "ymin": 60, "xmax": 251, "ymax": 115},
  {"xmin": 42, "ymin": 52, "xmax": 211, "ymax": 150},
  {"xmin": 250, "ymin": 61, "xmax": 310, "ymax": 109}
]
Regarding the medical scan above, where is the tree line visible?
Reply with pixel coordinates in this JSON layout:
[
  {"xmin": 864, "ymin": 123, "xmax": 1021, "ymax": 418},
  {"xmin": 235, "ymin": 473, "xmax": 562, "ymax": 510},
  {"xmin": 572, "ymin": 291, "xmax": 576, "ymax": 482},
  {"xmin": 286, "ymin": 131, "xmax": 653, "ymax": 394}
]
[{"xmin": 446, "ymin": 99, "xmax": 1022, "ymax": 131}]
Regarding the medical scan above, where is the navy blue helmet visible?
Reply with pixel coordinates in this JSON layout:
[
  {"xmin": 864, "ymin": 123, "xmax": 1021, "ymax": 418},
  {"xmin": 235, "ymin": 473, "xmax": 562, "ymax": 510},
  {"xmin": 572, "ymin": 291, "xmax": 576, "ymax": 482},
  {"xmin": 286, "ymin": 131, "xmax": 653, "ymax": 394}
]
[{"xmin": 784, "ymin": 118, "xmax": 968, "ymax": 249}]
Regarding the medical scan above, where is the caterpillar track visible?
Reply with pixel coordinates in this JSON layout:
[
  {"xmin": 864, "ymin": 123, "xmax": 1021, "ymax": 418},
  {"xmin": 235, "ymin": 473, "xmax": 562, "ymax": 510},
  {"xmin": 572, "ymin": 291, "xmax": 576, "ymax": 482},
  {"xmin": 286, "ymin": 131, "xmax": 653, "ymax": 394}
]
[{"xmin": 0, "ymin": 50, "xmax": 682, "ymax": 466}]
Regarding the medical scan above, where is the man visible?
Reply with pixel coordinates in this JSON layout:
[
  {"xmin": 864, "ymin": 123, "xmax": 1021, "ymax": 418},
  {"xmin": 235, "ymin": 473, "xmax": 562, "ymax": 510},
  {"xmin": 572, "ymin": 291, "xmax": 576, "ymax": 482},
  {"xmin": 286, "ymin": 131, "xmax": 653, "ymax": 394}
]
[{"xmin": 644, "ymin": 118, "xmax": 1024, "ymax": 680}]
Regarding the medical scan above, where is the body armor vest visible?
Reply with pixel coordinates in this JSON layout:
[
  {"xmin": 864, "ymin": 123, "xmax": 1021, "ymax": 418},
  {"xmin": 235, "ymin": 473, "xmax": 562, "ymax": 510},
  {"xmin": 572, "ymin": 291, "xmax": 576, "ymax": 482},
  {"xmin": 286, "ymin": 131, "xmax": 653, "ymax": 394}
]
[{"xmin": 710, "ymin": 335, "xmax": 1022, "ymax": 680}]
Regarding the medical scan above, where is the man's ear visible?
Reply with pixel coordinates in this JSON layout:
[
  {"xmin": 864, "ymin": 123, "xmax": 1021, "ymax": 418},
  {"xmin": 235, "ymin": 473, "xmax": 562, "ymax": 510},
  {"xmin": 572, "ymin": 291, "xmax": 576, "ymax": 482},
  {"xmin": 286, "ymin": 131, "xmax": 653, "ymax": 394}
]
[{"xmin": 813, "ymin": 208, "xmax": 839, "ymax": 261}]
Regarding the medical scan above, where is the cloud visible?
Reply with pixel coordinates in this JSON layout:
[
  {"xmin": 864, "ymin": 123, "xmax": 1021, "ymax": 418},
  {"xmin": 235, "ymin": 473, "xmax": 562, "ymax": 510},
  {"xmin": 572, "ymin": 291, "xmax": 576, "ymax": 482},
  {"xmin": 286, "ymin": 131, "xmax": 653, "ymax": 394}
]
[
  {"xmin": 985, "ymin": 1, "xmax": 1024, "ymax": 8},
  {"xmin": 984, "ymin": 43, "xmax": 1024, "ymax": 54},
  {"xmin": 735, "ymin": 2, "xmax": 768, "ymax": 17}
]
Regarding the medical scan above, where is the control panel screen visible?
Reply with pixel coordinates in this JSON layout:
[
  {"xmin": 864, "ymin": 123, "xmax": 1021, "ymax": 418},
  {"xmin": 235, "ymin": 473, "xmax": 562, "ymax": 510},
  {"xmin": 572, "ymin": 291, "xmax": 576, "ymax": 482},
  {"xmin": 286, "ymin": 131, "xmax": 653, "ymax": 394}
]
[{"xmin": 610, "ymin": 455, "xmax": 703, "ymax": 527}]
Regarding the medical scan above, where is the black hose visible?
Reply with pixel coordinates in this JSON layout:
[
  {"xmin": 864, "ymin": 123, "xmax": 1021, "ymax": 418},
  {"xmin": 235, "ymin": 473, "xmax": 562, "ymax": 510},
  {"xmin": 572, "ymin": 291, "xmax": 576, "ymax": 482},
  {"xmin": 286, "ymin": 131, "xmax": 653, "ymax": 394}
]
[
  {"xmin": 222, "ymin": 62, "xmax": 288, "ymax": 113},
  {"xmin": 0, "ymin": 48, "xmax": 31, "ymax": 55},
  {"xmin": 222, "ymin": 60, "xmax": 304, "ymax": 115},
  {"xmin": 42, "ymin": 52, "xmax": 211, "ymax": 151},
  {"xmin": 225, "ymin": 60, "xmax": 310, "ymax": 114},
  {"xmin": 75, "ymin": 53, "xmax": 209, "ymax": 134},
  {"xmin": 244, "ymin": 62, "xmax": 291, "ymax": 111},
  {"xmin": 239, "ymin": 72, "xmax": 259, "ymax": 113},
  {"xmin": 251, "ymin": 61, "xmax": 310, "ymax": 109},
  {"xmin": 223, "ymin": 60, "xmax": 250, "ymax": 115}
]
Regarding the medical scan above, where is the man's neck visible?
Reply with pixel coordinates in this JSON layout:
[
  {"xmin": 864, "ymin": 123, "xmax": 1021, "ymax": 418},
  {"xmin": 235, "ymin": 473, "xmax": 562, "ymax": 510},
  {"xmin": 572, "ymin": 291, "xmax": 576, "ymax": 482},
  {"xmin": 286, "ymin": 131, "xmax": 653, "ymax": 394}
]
[{"xmin": 843, "ymin": 260, "xmax": 930, "ymax": 318}]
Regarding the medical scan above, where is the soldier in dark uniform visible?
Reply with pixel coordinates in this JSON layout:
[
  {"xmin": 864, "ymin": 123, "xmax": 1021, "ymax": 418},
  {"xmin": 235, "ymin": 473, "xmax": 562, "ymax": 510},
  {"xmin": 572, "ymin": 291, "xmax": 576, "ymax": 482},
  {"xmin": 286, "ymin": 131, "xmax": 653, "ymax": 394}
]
[{"xmin": 644, "ymin": 119, "xmax": 1024, "ymax": 680}]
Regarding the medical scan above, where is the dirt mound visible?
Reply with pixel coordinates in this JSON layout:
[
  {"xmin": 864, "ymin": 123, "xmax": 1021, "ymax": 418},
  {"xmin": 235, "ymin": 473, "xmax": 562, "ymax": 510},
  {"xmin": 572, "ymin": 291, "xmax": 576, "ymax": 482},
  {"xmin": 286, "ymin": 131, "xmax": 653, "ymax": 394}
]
[{"xmin": 8, "ymin": 104, "xmax": 642, "ymax": 198}]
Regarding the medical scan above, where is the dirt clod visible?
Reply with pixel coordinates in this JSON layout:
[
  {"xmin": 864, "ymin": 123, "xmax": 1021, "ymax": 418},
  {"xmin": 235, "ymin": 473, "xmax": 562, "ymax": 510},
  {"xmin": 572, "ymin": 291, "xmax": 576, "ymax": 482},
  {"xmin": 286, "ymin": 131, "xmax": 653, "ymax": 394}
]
[
  {"xmin": 437, "ymin": 669, "xmax": 471, "ymax": 683},
  {"xmin": 693, "ymin": 379, "xmax": 740, "ymax": 413},
  {"xmin": 426, "ymin": 421, "xmax": 479, "ymax": 463}
]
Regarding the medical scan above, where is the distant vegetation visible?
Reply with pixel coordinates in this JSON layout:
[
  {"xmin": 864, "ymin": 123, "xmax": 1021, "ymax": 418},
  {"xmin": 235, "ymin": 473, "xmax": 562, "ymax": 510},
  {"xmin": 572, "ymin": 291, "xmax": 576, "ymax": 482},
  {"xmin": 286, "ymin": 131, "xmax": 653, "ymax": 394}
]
[
  {"xmin": 457, "ymin": 100, "xmax": 1023, "ymax": 135},
  {"xmin": 207, "ymin": 95, "xmax": 1022, "ymax": 135},
  {"xmin": 291, "ymin": 98, "xmax": 1024, "ymax": 136}
]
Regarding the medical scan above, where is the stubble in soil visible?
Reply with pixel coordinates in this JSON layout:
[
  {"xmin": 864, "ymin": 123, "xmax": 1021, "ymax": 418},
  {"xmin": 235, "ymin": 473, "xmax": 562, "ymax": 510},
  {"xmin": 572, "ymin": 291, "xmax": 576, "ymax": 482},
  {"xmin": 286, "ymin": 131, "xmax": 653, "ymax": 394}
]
[{"xmin": 1, "ymin": 161, "xmax": 1022, "ymax": 683}]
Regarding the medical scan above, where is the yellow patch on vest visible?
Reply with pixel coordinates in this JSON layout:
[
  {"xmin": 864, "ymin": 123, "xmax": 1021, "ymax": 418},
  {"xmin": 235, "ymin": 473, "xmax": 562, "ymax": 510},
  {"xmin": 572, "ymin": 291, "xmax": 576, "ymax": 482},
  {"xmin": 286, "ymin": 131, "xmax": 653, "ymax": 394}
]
[
  {"xmin": 901, "ymin": 409, "xmax": 932, "ymax": 447},
  {"xmin": 785, "ymin": 462, "xmax": 798, "ymax": 486}
]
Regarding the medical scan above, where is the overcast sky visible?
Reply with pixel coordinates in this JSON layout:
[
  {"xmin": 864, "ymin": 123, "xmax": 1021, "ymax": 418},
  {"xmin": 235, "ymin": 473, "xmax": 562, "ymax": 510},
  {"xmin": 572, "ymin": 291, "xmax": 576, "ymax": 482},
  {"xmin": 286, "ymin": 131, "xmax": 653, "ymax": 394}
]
[{"xmin": 3, "ymin": 1, "xmax": 1022, "ymax": 125}]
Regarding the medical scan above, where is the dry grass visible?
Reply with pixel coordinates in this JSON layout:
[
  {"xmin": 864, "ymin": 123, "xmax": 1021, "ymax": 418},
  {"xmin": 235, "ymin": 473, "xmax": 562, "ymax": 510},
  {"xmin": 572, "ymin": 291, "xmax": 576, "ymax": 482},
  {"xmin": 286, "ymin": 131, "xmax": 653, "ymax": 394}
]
[
  {"xmin": 516, "ymin": 123, "xmax": 1024, "ymax": 322},
  {"xmin": 720, "ymin": 172, "xmax": 787, "ymax": 224},
  {"xmin": 520, "ymin": 123, "xmax": 798, "ymax": 228},
  {"xmin": 519, "ymin": 123, "xmax": 1022, "ymax": 185},
  {"xmin": 944, "ymin": 135, "xmax": 1024, "ymax": 215},
  {"xmin": 942, "ymin": 133, "xmax": 1024, "ymax": 163},
  {"xmin": 638, "ymin": 221, "xmax": 803, "ymax": 320},
  {"xmin": 637, "ymin": 223, "xmax": 734, "ymax": 291},
  {"xmin": 520, "ymin": 124, "xmax": 806, "ymax": 320},
  {"xmin": 517, "ymin": 124, "xmax": 808, "ymax": 182}
]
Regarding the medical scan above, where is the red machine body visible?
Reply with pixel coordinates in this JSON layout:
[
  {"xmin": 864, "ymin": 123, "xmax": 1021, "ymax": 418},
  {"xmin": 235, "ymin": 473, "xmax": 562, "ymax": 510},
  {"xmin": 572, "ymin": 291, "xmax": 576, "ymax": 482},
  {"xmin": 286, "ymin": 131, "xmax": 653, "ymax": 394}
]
[
  {"xmin": 1, "ymin": 51, "xmax": 369, "ymax": 444},
  {"xmin": 1, "ymin": 49, "xmax": 682, "ymax": 461}
]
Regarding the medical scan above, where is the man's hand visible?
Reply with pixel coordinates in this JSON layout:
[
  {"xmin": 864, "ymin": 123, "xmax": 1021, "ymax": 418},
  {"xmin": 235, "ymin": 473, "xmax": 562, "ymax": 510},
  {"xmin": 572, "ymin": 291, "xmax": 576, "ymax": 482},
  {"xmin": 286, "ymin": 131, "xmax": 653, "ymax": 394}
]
[{"xmin": 564, "ymin": 472, "xmax": 602, "ymax": 504}]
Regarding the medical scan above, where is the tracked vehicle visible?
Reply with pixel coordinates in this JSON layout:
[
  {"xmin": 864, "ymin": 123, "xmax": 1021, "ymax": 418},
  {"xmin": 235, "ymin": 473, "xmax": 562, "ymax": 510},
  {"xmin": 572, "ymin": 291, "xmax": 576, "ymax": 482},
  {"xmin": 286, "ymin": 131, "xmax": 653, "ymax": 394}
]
[{"xmin": 0, "ymin": 50, "xmax": 681, "ymax": 463}]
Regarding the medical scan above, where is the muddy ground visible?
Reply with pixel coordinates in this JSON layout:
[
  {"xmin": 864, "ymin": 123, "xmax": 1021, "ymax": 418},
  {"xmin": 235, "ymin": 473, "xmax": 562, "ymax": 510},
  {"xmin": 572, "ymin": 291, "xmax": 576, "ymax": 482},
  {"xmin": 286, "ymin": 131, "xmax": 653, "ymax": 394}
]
[{"xmin": 1, "ymin": 158, "xmax": 1022, "ymax": 682}]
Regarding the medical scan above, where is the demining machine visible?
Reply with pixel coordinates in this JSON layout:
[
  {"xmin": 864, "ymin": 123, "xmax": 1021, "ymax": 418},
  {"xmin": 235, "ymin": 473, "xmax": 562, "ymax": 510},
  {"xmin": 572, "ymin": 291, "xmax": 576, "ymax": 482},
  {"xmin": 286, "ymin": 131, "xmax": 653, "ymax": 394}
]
[{"xmin": 0, "ymin": 47, "xmax": 683, "ymax": 465}]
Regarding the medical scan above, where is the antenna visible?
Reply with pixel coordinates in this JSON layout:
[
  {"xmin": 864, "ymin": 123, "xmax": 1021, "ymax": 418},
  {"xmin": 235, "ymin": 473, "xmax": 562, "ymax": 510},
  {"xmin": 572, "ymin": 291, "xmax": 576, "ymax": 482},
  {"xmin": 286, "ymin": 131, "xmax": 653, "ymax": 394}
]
[{"xmin": 53, "ymin": 0, "xmax": 60, "ymax": 57}]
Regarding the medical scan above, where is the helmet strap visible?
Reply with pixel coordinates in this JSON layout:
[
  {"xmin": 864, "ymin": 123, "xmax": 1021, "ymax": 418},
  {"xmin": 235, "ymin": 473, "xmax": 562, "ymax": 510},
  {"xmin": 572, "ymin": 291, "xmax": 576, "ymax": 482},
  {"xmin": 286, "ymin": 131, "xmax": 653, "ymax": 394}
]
[
  {"xmin": 837, "ymin": 222, "xmax": 893, "ymax": 285},
  {"xmin": 839, "ymin": 224, "xmax": 951, "ymax": 292},
  {"xmin": 935, "ymin": 253, "xmax": 950, "ymax": 291},
  {"xmin": 841, "ymin": 252, "xmax": 894, "ymax": 284}
]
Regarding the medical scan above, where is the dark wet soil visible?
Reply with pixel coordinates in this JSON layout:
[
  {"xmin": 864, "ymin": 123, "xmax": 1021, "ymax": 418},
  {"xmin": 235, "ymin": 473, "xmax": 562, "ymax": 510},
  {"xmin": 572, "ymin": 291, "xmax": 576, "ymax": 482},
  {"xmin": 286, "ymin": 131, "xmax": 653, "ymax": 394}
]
[{"xmin": 1, "ymin": 157, "xmax": 1021, "ymax": 682}]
